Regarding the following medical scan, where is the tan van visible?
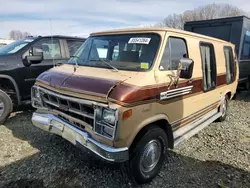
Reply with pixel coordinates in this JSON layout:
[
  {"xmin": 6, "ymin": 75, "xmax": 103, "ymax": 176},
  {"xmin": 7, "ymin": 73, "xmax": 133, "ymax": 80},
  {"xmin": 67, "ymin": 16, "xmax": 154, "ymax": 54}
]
[{"xmin": 30, "ymin": 27, "xmax": 238, "ymax": 184}]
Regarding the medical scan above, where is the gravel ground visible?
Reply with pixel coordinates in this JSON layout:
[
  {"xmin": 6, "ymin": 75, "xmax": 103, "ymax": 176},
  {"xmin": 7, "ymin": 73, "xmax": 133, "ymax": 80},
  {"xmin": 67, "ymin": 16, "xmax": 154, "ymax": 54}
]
[{"xmin": 0, "ymin": 91, "xmax": 250, "ymax": 188}]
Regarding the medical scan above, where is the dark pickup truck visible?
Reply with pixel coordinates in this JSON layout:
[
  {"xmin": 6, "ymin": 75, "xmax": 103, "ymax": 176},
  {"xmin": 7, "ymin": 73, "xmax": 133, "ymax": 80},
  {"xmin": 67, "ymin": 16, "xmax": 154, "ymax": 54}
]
[
  {"xmin": 184, "ymin": 16, "xmax": 250, "ymax": 89},
  {"xmin": 0, "ymin": 35, "xmax": 86, "ymax": 124}
]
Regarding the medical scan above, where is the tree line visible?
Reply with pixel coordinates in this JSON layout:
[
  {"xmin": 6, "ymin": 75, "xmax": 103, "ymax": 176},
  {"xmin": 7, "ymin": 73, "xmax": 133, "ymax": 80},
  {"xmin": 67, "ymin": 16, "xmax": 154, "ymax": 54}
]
[
  {"xmin": 155, "ymin": 3, "xmax": 248, "ymax": 29},
  {"xmin": 9, "ymin": 30, "xmax": 32, "ymax": 40}
]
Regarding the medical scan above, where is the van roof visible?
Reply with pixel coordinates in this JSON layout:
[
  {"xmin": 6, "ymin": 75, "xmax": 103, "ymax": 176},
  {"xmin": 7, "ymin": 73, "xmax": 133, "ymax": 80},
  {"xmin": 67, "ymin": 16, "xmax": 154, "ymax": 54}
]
[{"xmin": 90, "ymin": 27, "xmax": 233, "ymax": 44}]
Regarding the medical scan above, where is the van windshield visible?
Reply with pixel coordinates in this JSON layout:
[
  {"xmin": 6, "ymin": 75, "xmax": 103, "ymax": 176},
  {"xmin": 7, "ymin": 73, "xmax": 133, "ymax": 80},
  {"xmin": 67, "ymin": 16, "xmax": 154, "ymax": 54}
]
[
  {"xmin": 0, "ymin": 39, "xmax": 33, "ymax": 55},
  {"xmin": 67, "ymin": 33, "xmax": 161, "ymax": 71}
]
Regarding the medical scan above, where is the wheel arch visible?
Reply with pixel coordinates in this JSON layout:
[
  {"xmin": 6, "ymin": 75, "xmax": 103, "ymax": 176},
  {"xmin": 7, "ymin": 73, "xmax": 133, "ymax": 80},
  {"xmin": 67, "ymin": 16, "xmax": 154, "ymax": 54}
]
[
  {"xmin": 0, "ymin": 74, "xmax": 21, "ymax": 105},
  {"xmin": 128, "ymin": 114, "xmax": 174, "ymax": 152},
  {"xmin": 223, "ymin": 90, "xmax": 232, "ymax": 100}
]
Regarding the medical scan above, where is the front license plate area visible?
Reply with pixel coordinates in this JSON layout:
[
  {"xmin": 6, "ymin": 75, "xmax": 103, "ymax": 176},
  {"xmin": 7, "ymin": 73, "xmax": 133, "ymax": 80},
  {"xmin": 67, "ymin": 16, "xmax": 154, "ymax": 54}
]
[
  {"xmin": 50, "ymin": 119, "xmax": 64, "ymax": 131},
  {"xmin": 61, "ymin": 126, "xmax": 87, "ymax": 146},
  {"xmin": 75, "ymin": 133, "xmax": 87, "ymax": 146},
  {"xmin": 62, "ymin": 126, "xmax": 77, "ymax": 144}
]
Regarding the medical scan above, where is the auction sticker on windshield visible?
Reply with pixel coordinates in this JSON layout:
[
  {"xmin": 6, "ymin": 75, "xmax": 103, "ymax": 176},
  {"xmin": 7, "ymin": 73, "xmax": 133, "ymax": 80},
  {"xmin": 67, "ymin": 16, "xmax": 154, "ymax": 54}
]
[
  {"xmin": 128, "ymin": 38, "xmax": 151, "ymax": 44},
  {"xmin": 140, "ymin": 62, "xmax": 149, "ymax": 69}
]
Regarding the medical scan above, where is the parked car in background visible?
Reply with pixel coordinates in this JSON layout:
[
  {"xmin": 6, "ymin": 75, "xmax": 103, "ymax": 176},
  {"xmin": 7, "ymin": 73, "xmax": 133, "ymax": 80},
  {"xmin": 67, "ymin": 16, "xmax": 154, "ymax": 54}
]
[
  {"xmin": 0, "ymin": 39, "xmax": 15, "ymax": 48},
  {"xmin": 30, "ymin": 27, "xmax": 238, "ymax": 184},
  {"xmin": 0, "ymin": 35, "xmax": 86, "ymax": 124},
  {"xmin": 184, "ymin": 16, "xmax": 250, "ymax": 89}
]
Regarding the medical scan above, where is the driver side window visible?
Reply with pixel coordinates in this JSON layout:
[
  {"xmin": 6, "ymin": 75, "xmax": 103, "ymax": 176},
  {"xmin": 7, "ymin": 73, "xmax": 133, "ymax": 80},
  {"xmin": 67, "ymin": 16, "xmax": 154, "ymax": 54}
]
[
  {"xmin": 160, "ymin": 37, "xmax": 188, "ymax": 71},
  {"xmin": 89, "ymin": 40, "xmax": 109, "ymax": 60},
  {"xmin": 25, "ymin": 39, "xmax": 62, "ymax": 60}
]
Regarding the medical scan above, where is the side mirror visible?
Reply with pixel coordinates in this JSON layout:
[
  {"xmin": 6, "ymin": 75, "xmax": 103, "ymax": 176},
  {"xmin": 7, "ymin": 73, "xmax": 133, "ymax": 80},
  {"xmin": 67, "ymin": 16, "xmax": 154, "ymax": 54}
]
[
  {"xmin": 178, "ymin": 58, "xmax": 194, "ymax": 79},
  {"xmin": 23, "ymin": 47, "xmax": 43, "ymax": 66}
]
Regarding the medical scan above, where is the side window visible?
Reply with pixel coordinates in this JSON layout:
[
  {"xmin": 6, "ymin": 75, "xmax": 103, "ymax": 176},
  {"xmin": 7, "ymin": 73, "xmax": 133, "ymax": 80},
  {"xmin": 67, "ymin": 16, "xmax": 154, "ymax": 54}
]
[
  {"xmin": 89, "ymin": 40, "xmax": 109, "ymax": 60},
  {"xmin": 160, "ymin": 37, "xmax": 188, "ymax": 70},
  {"xmin": 33, "ymin": 39, "xmax": 62, "ymax": 60},
  {"xmin": 67, "ymin": 40, "xmax": 83, "ymax": 57},
  {"xmin": 224, "ymin": 46, "xmax": 235, "ymax": 84},
  {"xmin": 200, "ymin": 43, "xmax": 217, "ymax": 91},
  {"xmin": 241, "ymin": 30, "xmax": 250, "ymax": 60},
  {"xmin": 112, "ymin": 45, "xmax": 119, "ymax": 60}
]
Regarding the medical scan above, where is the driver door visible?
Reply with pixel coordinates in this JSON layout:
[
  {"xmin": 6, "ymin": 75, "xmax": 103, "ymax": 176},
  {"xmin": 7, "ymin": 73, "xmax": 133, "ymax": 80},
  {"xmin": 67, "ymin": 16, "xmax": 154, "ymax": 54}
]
[
  {"xmin": 158, "ymin": 34, "xmax": 195, "ymax": 125},
  {"xmin": 22, "ymin": 38, "xmax": 67, "ymax": 98}
]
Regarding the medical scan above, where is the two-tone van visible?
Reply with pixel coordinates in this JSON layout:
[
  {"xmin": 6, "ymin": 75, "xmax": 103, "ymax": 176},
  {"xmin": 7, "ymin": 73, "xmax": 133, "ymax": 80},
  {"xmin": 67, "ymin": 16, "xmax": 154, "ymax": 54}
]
[{"xmin": 30, "ymin": 27, "xmax": 238, "ymax": 184}]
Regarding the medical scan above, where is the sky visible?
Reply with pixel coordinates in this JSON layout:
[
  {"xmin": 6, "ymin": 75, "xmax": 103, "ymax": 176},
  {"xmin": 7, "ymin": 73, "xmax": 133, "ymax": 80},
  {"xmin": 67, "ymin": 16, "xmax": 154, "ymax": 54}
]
[{"xmin": 0, "ymin": 0, "xmax": 250, "ymax": 38}]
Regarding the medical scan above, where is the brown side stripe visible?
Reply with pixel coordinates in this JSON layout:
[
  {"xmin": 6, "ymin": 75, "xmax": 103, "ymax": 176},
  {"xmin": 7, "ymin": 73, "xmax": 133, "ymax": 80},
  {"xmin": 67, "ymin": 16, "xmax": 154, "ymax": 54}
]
[
  {"xmin": 172, "ymin": 102, "xmax": 219, "ymax": 131},
  {"xmin": 37, "ymin": 69, "xmax": 227, "ymax": 106},
  {"xmin": 109, "ymin": 74, "xmax": 227, "ymax": 105}
]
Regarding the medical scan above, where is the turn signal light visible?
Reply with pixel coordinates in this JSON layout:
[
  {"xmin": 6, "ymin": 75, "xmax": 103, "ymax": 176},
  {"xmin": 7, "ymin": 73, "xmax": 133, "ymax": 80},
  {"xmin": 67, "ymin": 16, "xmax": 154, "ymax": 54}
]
[{"xmin": 123, "ymin": 109, "xmax": 132, "ymax": 120}]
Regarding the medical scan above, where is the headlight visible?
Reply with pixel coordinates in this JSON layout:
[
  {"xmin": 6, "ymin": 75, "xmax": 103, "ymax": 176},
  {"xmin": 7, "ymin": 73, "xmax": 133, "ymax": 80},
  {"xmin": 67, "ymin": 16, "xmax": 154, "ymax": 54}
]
[
  {"xmin": 34, "ymin": 89, "xmax": 40, "ymax": 99},
  {"xmin": 94, "ymin": 107, "xmax": 117, "ymax": 140},
  {"xmin": 31, "ymin": 87, "xmax": 40, "ymax": 99},
  {"xmin": 31, "ymin": 86, "xmax": 42, "ymax": 108},
  {"xmin": 103, "ymin": 109, "xmax": 116, "ymax": 125}
]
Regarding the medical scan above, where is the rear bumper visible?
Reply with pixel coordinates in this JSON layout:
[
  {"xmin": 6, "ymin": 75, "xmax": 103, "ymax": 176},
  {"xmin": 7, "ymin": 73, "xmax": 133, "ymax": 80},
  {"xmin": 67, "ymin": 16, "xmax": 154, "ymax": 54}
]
[{"xmin": 31, "ymin": 112, "xmax": 129, "ymax": 162}]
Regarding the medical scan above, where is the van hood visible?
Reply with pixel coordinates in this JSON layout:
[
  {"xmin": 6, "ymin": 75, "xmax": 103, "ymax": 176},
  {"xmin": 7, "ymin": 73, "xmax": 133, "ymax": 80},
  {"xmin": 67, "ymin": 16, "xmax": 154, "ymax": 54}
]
[{"xmin": 36, "ymin": 64, "xmax": 140, "ymax": 104}]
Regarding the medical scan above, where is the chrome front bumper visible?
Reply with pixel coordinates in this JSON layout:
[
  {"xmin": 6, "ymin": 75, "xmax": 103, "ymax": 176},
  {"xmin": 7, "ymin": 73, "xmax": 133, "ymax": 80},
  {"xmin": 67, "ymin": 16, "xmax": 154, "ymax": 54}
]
[{"xmin": 31, "ymin": 112, "xmax": 129, "ymax": 162}]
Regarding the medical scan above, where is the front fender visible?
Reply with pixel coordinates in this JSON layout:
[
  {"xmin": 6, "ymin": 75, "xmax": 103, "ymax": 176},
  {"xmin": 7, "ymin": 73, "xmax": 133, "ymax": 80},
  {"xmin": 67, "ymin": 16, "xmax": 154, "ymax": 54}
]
[
  {"xmin": 125, "ymin": 113, "xmax": 170, "ymax": 148},
  {"xmin": 0, "ymin": 74, "xmax": 21, "ymax": 105}
]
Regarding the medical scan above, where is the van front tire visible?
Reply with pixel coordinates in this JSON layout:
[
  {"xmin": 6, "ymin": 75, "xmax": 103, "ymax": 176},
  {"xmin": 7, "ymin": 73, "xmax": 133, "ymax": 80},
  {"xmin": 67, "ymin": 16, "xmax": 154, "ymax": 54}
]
[
  {"xmin": 0, "ymin": 90, "xmax": 13, "ymax": 125},
  {"xmin": 123, "ymin": 126, "xmax": 168, "ymax": 185}
]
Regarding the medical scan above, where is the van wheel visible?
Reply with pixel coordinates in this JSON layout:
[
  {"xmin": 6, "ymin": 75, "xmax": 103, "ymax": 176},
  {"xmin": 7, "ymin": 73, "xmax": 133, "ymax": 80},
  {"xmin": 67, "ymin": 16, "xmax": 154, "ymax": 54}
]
[
  {"xmin": 217, "ymin": 95, "xmax": 229, "ymax": 122},
  {"xmin": 0, "ymin": 90, "xmax": 13, "ymax": 125},
  {"xmin": 123, "ymin": 126, "xmax": 168, "ymax": 184}
]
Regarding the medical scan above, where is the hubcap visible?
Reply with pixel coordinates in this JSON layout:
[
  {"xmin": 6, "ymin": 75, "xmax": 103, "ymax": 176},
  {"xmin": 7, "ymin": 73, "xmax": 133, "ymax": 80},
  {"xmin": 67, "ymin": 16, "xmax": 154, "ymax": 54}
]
[
  {"xmin": 140, "ymin": 139, "xmax": 162, "ymax": 173},
  {"xmin": 0, "ymin": 100, "xmax": 4, "ymax": 117}
]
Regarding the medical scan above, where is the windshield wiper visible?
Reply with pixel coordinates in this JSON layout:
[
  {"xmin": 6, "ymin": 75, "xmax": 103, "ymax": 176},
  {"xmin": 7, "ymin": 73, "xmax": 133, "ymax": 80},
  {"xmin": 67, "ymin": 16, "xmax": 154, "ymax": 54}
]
[
  {"xmin": 70, "ymin": 55, "xmax": 79, "ymax": 66},
  {"xmin": 70, "ymin": 55, "xmax": 80, "ymax": 72},
  {"xmin": 90, "ymin": 59, "xmax": 119, "ymax": 72}
]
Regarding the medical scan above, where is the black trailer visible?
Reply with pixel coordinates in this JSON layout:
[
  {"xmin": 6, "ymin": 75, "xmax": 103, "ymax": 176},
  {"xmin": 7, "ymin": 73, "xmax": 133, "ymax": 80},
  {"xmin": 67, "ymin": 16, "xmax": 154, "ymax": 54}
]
[{"xmin": 184, "ymin": 16, "xmax": 250, "ymax": 89}]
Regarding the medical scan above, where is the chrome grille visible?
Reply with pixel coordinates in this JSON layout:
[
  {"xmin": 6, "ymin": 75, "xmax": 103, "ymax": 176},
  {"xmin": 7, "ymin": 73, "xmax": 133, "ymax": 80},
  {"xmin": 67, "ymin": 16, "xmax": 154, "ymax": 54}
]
[{"xmin": 38, "ymin": 88, "xmax": 94, "ymax": 129}]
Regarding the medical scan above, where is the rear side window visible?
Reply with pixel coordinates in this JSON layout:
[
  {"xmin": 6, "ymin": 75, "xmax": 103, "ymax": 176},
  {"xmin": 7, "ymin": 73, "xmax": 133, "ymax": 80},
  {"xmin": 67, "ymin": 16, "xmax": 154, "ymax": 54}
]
[
  {"xmin": 160, "ymin": 37, "xmax": 188, "ymax": 70},
  {"xmin": 224, "ymin": 46, "xmax": 235, "ymax": 84},
  {"xmin": 200, "ymin": 42, "xmax": 217, "ymax": 91},
  {"xmin": 67, "ymin": 40, "xmax": 84, "ymax": 57},
  {"xmin": 241, "ymin": 30, "xmax": 250, "ymax": 60}
]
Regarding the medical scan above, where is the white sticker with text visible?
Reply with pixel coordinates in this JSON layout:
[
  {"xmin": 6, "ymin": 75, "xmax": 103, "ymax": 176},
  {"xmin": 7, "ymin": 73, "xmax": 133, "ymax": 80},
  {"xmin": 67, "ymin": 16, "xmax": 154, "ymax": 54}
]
[{"xmin": 128, "ymin": 37, "xmax": 151, "ymax": 44}]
